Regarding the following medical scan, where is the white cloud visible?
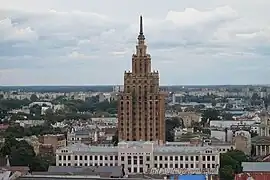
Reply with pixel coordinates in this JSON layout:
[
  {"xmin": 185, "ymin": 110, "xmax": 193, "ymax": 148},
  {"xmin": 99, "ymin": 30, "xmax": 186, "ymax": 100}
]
[
  {"xmin": 67, "ymin": 51, "xmax": 97, "ymax": 59},
  {"xmin": 0, "ymin": 0, "xmax": 270, "ymax": 85},
  {"xmin": 0, "ymin": 18, "xmax": 38, "ymax": 42}
]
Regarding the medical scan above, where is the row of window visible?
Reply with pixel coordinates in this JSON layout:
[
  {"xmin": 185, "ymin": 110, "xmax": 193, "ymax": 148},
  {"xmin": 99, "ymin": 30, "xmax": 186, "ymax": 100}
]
[
  {"xmin": 59, "ymin": 155, "xmax": 118, "ymax": 161},
  {"xmin": 58, "ymin": 162, "xmax": 117, "ymax": 167},
  {"xmin": 154, "ymin": 155, "xmax": 216, "ymax": 161},
  {"xmin": 154, "ymin": 163, "xmax": 217, "ymax": 169},
  {"xmin": 59, "ymin": 155, "xmax": 216, "ymax": 162},
  {"xmin": 120, "ymin": 95, "xmax": 159, "ymax": 100}
]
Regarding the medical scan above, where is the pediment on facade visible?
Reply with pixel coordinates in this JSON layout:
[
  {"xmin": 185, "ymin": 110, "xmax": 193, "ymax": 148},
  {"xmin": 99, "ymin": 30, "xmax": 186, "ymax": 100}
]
[
  {"xmin": 128, "ymin": 144, "xmax": 144, "ymax": 149},
  {"xmin": 252, "ymin": 136, "xmax": 270, "ymax": 145}
]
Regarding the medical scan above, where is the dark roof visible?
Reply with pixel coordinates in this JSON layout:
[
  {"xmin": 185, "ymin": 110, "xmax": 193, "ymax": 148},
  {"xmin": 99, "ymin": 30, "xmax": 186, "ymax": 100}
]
[{"xmin": 47, "ymin": 166, "xmax": 123, "ymax": 177}]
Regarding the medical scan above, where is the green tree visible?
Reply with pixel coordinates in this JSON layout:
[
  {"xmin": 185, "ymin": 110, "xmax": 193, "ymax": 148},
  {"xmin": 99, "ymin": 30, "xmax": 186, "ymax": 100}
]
[
  {"xmin": 30, "ymin": 104, "xmax": 41, "ymax": 117},
  {"xmin": 219, "ymin": 150, "xmax": 247, "ymax": 180},
  {"xmin": 112, "ymin": 130, "xmax": 119, "ymax": 146},
  {"xmin": 0, "ymin": 99, "xmax": 30, "ymax": 110},
  {"xmin": 251, "ymin": 93, "xmax": 260, "ymax": 101},
  {"xmin": 219, "ymin": 165, "xmax": 234, "ymax": 180},
  {"xmin": 31, "ymin": 154, "xmax": 55, "ymax": 171},
  {"xmin": 165, "ymin": 118, "xmax": 181, "ymax": 142},
  {"xmin": 30, "ymin": 94, "xmax": 38, "ymax": 102},
  {"xmin": 201, "ymin": 109, "xmax": 220, "ymax": 125},
  {"xmin": 1, "ymin": 135, "xmax": 54, "ymax": 171},
  {"xmin": 222, "ymin": 112, "xmax": 233, "ymax": 120},
  {"xmin": 10, "ymin": 140, "xmax": 36, "ymax": 166}
]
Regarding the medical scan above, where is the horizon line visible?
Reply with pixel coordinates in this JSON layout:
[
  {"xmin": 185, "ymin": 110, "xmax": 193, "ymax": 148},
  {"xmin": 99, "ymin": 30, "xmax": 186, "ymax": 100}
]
[{"xmin": 0, "ymin": 84, "xmax": 269, "ymax": 87}]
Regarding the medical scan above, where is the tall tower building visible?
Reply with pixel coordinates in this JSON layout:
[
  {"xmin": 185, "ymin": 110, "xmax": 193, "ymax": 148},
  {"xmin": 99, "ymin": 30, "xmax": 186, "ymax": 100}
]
[{"xmin": 118, "ymin": 16, "xmax": 166, "ymax": 143}]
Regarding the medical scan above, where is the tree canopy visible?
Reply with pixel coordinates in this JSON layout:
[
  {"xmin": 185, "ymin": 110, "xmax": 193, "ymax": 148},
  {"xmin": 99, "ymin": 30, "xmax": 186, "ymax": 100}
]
[
  {"xmin": 201, "ymin": 109, "xmax": 221, "ymax": 125},
  {"xmin": 0, "ymin": 99, "xmax": 30, "ymax": 110},
  {"xmin": 0, "ymin": 135, "xmax": 54, "ymax": 171},
  {"xmin": 4, "ymin": 124, "xmax": 62, "ymax": 138},
  {"xmin": 219, "ymin": 150, "xmax": 248, "ymax": 180},
  {"xmin": 165, "ymin": 117, "xmax": 182, "ymax": 142}
]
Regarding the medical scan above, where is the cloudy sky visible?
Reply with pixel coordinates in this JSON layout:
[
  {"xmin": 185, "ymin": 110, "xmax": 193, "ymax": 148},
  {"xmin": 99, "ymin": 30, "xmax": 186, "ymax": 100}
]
[{"xmin": 0, "ymin": 0, "xmax": 270, "ymax": 85}]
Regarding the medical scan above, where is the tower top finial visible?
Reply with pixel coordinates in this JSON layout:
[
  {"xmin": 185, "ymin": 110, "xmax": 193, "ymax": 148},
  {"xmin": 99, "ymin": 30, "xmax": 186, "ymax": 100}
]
[
  {"xmin": 138, "ymin": 15, "xmax": 145, "ymax": 40},
  {"xmin": 140, "ymin": 15, "xmax": 143, "ymax": 35}
]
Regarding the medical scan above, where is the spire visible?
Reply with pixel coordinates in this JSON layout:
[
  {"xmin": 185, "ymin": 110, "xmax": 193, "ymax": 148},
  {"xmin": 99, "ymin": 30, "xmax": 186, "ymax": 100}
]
[
  {"xmin": 140, "ymin": 15, "xmax": 143, "ymax": 35},
  {"xmin": 138, "ymin": 15, "xmax": 145, "ymax": 41}
]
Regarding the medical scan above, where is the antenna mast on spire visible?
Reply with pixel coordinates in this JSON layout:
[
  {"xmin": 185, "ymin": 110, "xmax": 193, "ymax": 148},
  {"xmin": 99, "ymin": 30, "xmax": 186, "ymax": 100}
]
[{"xmin": 138, "ymin": 15, "xmax": 145, "ymax": 41}]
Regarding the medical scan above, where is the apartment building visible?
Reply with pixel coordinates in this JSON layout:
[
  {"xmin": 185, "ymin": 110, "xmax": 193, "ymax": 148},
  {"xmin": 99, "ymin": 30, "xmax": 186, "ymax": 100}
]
[{"xmin": 56, "ymin": 141, "xmax": 220, "ymax": 175}]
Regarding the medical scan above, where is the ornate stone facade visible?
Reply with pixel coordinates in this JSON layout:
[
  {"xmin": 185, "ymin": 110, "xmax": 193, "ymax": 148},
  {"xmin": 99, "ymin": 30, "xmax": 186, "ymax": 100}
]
[{"xmin": 118, "ymin": 16, "xmax": 165, "ymax": 143}]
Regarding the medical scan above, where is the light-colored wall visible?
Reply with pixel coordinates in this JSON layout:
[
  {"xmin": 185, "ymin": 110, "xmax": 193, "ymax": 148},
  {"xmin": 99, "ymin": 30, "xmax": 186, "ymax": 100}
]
[{"xmin": 56, "ymin": 141, "xmax": 220, "ymax": 175}]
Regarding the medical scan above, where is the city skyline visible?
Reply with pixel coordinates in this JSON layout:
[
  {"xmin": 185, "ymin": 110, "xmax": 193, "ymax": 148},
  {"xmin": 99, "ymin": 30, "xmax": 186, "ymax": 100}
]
[{"xmin": 0, "ymin": 0, "xmax": 270, "ymax": 85}]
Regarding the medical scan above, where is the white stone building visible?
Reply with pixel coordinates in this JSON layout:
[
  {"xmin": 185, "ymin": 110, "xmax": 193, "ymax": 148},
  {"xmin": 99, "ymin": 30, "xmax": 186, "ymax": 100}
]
[{"xmin": 56, "ymin": 141, "xmax": 220, "ymax": 175}]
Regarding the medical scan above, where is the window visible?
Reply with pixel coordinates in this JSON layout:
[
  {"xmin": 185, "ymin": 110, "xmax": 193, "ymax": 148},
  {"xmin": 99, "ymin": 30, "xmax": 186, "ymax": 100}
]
[
  {"xmin": 212, "ymin": 156, "xmax": 215, "ymax": 161},
  {"xmin": 170, "ymin": 156, "xmax": 173, "ymax": 161},
  {"xmin": 84, "ymin": 156, "xmax": 87, "ymax": 160},
  {"xmin": 59, "ymin": 156, "xmax": 62, "ymax": 160},
  {"xmin": 146, "ymin": 156, "xmax": 150, "ymax": 161},
  {"xmin": 80, "ymin": 156, "xmax": 83, "ymax": 160}
]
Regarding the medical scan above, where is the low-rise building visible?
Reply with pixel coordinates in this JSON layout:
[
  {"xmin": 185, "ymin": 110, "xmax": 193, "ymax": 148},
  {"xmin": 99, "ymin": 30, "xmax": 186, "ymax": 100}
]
[
  {"xmin": 56, "ymin": 141, "xmax": 220, "ymax": 175},
  {"xmin": 39, "ymin": 134, "xmax": 66, "ymax": 153}
]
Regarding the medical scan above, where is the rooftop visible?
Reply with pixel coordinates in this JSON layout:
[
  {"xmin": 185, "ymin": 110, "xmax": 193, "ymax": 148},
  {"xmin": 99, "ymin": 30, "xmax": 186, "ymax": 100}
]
[
  {"xmin": 242, "ymin": 162, "xmax": 270, "ymax": 172},
  {"xmin": 59, "ymin": 141, "xmax": 219, "ymax": 154},
  {"xmin": 62, "ymin": 143, "xmax": 118, "ymax": 153},
  {"xmin": 154, "ymin": 146, "xmax": 217, "ymax": 154}
]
